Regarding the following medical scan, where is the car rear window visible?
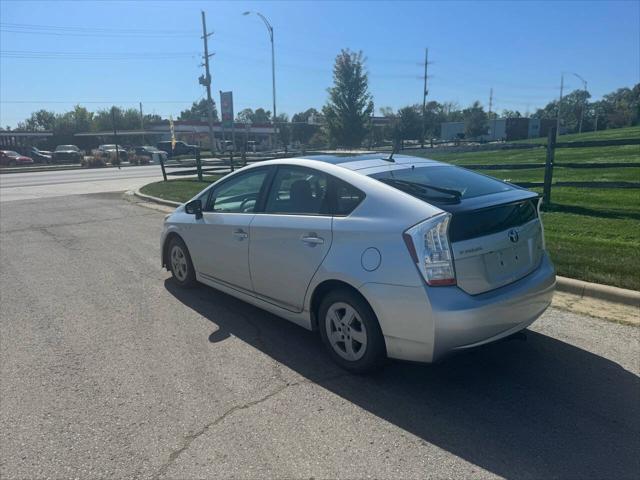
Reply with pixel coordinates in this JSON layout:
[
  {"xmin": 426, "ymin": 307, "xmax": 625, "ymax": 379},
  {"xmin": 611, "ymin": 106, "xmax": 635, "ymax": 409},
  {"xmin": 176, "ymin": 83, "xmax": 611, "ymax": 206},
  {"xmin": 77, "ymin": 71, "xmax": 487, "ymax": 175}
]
[
  {"xmin": 449, "ymin": 199, "xmax": 538, "ymax": 242},
  {"xmin": 370, "ymin": 165, "xmax": 512, "ymax": 200}
]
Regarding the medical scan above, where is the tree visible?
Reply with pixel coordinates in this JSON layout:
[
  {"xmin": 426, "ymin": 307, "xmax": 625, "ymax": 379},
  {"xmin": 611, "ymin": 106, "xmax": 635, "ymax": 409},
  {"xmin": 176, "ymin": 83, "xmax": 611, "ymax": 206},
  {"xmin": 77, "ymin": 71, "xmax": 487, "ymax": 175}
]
[
  {"xmin": 252, "ymin": 108, "xmax": 272, "ymax": 124},
  {"xmin": 178, "ymin": 99, "xmax": 218, "ymax": 121},
  {"xmin": 236, "ymin": 107, "xmax": 271, "ymax": 124},
  {"xmin": 323, "ymin": 49, "xmax": 374, "ymax": 148},
  {"xmin": 18, "ymin": 109, "xmax": 57, "ymax": 131},
  {"xmin": 591, "ymin": 85, "xmax": 640, "ymax": 129},
  {"xmin": 463, "ymin": 101, "xmax": 488, "ymax": 138},
  {"xmin": 291, "ymin": 108, "xmax": 320, "ymax": 146},
  {"xmin": 501, "ymin": 109, "xmax": 523, "ymax": 118},
  {"xmin": 236, "ymin": 108, "xmax": 254, "ymax": 124},
  {"xmin": 533, "ymin": 89, "xmax": 591, "ymax": 132},
  {"xmin": 397, "ymin": 105, "xmax": 422, "ymax": 141}
]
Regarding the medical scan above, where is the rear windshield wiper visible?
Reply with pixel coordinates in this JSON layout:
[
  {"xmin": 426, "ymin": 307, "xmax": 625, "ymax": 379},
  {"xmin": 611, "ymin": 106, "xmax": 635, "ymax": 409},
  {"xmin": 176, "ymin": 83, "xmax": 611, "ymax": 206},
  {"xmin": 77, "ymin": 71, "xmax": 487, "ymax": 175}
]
[{"xmin": 378, "ymin": 178, "xmax": 462, "ymax": 201}]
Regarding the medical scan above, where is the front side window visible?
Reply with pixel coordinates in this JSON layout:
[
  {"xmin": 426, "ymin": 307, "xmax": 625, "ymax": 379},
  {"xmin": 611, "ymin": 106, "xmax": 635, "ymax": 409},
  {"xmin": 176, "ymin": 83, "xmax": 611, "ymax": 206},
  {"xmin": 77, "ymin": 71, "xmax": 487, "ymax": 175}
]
[
  {"xmin": 207, "ymin": 169, "xmax": 268, "ymax": 213},
  {"xmin": 265, "ymin": 167, "xmax": 329, "ymax": 215}
]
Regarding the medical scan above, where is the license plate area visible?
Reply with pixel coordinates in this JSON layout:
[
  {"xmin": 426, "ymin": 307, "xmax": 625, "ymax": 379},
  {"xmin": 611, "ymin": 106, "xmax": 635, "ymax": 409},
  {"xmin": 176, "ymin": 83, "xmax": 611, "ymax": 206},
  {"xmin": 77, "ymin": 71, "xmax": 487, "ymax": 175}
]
[{"xmin": 483, "ymin": 242, "xmax": 532, "ymax": 284}]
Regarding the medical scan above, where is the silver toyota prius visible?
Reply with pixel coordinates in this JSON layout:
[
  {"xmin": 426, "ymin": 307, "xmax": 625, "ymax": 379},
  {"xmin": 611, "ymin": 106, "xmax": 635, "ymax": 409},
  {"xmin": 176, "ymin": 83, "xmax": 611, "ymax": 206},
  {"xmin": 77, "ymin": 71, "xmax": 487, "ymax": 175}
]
[{"xmin": 161, "ymin": 154, "xmax": 555, "ymax": 372}]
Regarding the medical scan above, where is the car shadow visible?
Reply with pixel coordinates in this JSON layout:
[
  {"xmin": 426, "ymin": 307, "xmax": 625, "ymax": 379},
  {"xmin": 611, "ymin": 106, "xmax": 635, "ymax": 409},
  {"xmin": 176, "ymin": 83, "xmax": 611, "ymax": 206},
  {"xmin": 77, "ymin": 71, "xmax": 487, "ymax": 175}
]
[{"xmin": 164, "ymin": 279, "xmax": 640, "ymax": 479}]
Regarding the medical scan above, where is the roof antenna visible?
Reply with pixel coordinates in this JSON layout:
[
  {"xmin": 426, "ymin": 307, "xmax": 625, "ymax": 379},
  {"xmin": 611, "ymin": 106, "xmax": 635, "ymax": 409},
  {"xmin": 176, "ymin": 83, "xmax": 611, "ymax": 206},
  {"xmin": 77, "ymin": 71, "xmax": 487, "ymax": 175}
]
[{"xmin": 385, "ymin": 144, "xmax": 397, "ymax": 163}]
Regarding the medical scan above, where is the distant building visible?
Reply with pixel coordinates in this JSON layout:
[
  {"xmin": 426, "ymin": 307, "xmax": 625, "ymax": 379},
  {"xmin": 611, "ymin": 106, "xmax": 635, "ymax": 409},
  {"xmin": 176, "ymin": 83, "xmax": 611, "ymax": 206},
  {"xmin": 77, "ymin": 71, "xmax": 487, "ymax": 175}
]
[
  {"xmin": 74, "ymin": 120, "xmax": 277, "ymax": 151},
  {"xmin": 440, "ymin": 117, "xmax": 557, "ymax": 141}
]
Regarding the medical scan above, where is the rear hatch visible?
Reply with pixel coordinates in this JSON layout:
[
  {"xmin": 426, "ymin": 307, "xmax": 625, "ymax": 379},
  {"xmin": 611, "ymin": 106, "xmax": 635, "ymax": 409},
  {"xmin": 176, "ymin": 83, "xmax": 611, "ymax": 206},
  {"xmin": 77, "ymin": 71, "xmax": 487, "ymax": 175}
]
[
  {"xmin": 369, "ymin": 164, "xmax": 545, "ymax": 295},
  {"xmin": 446, "ymin": 193, "xmax": 544, "ymax": 295}
]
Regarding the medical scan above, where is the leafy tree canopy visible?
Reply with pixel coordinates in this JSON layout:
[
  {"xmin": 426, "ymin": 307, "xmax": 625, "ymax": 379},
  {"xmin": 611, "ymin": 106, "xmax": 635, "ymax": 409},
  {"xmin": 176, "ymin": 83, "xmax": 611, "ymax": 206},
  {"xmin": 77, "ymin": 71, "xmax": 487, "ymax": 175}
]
[
  {"xmin": 323, "ymin": 49, "xmax": 374, "ymax": 148},
  {"xmin": 463, "ymin": 101, "xmax": 489, "ymax": 138},
  {"xmin": 178, "ymin": 99, "xmax": 218, "ymax": 122}
]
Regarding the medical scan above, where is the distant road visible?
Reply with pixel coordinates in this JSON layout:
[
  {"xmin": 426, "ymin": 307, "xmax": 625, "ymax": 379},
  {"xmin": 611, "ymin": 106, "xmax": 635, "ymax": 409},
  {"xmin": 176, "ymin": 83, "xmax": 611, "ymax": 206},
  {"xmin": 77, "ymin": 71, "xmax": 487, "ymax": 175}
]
[{"xmin": 0, "ymin": 165, "xmax": 165, "ymax": 202}]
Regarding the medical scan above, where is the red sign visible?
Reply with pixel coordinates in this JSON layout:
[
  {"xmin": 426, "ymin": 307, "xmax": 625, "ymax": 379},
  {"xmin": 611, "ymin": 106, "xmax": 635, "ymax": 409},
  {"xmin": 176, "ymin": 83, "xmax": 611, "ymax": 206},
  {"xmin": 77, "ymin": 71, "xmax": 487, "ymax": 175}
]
[{"xmin": 220, "ymin": 91, "xmax": 234, "ymax": 129}]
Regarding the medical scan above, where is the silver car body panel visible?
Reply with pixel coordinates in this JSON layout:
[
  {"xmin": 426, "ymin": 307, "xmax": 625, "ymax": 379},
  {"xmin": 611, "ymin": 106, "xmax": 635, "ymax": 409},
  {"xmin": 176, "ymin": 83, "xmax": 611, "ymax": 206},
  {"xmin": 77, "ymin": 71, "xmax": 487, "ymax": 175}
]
[
  {"xmin": 249, "ymin": 213, "xmax": 333, "ymax": 312},
  {"xmin": 161, "ymin": 156, "xmax": 555, "ymax": 363}
]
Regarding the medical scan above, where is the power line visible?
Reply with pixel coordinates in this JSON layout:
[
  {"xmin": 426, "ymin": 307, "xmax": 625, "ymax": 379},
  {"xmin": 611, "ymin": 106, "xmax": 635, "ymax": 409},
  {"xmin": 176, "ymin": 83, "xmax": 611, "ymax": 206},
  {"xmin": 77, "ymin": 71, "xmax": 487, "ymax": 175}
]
[
  {"xmin": 0, "ymin": 100, "xmax": 196, "ymax": 104},
  {"xmin": 0, "ymin": 22, "xmax": 197, "ymax": 37},
  {"xmin": 1, "ymin": 22, "xmax": 196, "ymax": 32}
]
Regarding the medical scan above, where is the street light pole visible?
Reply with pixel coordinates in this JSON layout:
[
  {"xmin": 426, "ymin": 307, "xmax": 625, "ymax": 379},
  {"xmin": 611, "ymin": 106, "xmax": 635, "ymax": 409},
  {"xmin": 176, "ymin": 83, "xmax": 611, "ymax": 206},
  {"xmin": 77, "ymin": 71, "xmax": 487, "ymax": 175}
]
[
  {"xmin": 243, "ymin": 11, "xmax": 277, "ymax": 145},
  {"xmin": 571, "ymin": 72, "xmax": 588, "ymax": 134},
  {"xmin": 556, "ymin": 73, "xmax": 564, "ymax": 140}
]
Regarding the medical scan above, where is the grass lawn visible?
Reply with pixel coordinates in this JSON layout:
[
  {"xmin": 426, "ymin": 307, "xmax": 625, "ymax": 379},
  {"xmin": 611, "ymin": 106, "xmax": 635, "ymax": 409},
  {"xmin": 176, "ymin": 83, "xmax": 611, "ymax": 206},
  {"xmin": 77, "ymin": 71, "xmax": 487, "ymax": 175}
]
[
  {"xmin": 140, "ymin": 175, "xmax": 222, "ymax": 203},
  {"xmin": 535, "ymin": 188, "xmax": 640, "ymax": 290},
  {"xmin": 425, "ymin": 144, "xmax": 640, "ymax": 166},
  {"xmin": 512, "ymin": 125, "xmax": 640, "ymax": 144}
]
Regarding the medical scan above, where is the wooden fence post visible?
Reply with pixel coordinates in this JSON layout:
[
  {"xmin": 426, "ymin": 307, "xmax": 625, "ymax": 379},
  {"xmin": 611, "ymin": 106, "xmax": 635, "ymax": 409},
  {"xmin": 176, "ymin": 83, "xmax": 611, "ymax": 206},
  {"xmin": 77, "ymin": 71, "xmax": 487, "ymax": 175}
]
[
  {"xmin": 159, "ymin": 154, "xmax": 168, "ymax": 182},
  {"xmin": 195, "ymin": 148, "xmax": 203, "ymax": 181},
  {"xmin": 543, "ymin": 127, "xmax": 556, "ymax": 207}
]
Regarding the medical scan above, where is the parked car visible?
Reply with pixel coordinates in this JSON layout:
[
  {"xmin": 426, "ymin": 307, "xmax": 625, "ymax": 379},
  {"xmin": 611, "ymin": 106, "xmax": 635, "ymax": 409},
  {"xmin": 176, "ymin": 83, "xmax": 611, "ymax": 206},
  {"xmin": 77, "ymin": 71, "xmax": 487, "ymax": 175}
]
[
  {"xmin": 157, "ymin": 140, "xmax": 199, "ymax": 157},
  {"xmin": 160, "ymin": 154, "xmax": 556, "ymax": 373},
  {"xmin": 0, "ymin": 150, "xmax": 34, "ymax": 166},
  {"xmin": 94, "ymin": 143, "xmax": 129, "ymax": 165},
  {"xmin": 29, "ymin": 147, "xmax": 52, "ymax": 163},
  {"xmin": 52, "ymin": 145, "xmax": 83, "ymax": 164},
  {"xmin": 133, "ymin": 146, "xmax": 168, "ymax": 163}
]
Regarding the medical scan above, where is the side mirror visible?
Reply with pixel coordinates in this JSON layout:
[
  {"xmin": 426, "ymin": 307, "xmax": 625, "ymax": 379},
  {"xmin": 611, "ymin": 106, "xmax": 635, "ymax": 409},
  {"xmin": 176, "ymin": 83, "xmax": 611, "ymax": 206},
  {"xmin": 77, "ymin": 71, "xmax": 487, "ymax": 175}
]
[{"xmin": 185, "ymin": 199, "xmax": 203, "ymax": 219}]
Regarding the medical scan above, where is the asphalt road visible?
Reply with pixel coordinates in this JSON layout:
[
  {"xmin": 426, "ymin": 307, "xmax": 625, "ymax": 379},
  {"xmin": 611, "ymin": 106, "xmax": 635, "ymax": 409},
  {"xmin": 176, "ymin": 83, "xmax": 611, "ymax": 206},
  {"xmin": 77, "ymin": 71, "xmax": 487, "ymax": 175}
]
[
  {"xmin": 0, "ymin": 166, "xmax": 165, "ymax": 202},
  {"xmin": 1, "ymin": 193, "xmax": 639, "ymax": 479}
]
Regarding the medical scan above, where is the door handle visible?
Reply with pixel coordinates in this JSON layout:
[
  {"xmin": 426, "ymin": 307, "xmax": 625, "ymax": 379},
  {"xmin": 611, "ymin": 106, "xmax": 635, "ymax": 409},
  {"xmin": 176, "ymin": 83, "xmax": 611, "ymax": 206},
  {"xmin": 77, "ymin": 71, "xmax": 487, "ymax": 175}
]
[
  {"xmin": 233, "ymin": 229, "xmax": 248, "ymax": 240},
  {"xmin": 301, "ymin": 234, "xmax": 324, "ymax": 246}
]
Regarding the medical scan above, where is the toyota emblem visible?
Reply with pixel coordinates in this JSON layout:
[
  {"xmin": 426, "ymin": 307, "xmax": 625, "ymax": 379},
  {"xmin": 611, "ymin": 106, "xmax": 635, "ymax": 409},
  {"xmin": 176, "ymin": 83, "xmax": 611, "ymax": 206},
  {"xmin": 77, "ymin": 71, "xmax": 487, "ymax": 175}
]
[{"xmin": 508, "ymin": 229, "xmax": 519, "ymax": 243}]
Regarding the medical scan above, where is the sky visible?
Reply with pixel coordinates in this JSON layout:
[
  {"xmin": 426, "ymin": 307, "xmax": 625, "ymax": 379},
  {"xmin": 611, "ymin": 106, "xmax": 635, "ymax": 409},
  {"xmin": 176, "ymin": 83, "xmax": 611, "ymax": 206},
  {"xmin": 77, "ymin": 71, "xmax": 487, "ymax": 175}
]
[{"xmin": 0, "ymin": 0, "xmax": 639, "ymax": 128}]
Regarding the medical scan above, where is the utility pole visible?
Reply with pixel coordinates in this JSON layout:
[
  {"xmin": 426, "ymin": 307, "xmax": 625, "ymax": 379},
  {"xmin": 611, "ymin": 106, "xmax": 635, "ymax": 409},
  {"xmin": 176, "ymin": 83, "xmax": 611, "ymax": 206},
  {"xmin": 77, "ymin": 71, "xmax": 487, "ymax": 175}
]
[
  {"xmin": 200, "ymin": 11, "xmax": 216, "ymax": 154},
  {"xmin": 556, "ymin": 73, "xmax": 564, "ymax": 140},
  {"xmin": 420, "ymin": 47, "xmax": 429, "ymax": 148},
  {"xmin": 139, "ymin": 102, "xmax": 145, "ymax": 145},
  {"xmin": 578, "ymin": 78, "xmax": 587, "ymax": 134}
]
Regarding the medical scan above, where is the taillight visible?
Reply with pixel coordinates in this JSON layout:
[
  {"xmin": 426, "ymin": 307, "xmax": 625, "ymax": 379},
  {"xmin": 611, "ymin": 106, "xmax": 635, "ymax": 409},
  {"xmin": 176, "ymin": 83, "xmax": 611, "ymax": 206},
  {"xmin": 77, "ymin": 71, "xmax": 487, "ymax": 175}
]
[
  {"xmin": 403, "ymin": 213, "xmax": 456, "ymax": 286},
  {"xmin": 536, "ymin": 197, "xmax": 546, "ymax": 250}
]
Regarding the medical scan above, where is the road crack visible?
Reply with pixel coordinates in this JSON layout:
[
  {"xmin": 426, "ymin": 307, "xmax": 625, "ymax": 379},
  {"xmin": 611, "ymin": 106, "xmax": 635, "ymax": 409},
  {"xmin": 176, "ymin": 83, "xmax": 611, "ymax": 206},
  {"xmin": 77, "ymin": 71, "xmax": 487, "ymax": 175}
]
[
  {"xmin": 152, "ymin": 372, "xmax": 347, "ymax": 479},
  {"xmin": 152, "ymin": 381, "xmax": 298, "ymax": 479}
]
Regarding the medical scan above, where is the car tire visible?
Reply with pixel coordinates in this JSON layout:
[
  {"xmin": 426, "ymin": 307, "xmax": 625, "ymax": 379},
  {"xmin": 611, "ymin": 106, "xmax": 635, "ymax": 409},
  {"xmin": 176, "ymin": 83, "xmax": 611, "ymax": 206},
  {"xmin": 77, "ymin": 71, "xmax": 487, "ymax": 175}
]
[
  {"xmin": 168, "ymin": 237, "xmax": 197, "ymax": 288},
  {"xmin": 318, "ymin": 289, "xmax": 386, "ymax": 374}
]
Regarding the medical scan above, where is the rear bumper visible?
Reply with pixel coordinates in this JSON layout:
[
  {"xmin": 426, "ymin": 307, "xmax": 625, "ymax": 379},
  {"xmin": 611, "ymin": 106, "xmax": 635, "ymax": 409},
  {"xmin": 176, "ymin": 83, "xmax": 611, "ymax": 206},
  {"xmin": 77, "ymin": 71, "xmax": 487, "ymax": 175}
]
[{"xmin": 359, "ymin": 252, "xmax": 555, "ymax": 363}]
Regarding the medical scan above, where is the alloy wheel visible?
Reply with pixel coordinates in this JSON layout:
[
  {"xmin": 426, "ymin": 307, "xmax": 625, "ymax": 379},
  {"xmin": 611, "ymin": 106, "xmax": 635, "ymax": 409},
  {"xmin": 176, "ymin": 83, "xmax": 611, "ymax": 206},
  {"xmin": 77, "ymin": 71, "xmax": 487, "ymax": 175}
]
[
  {"xmin": 325, "ymin": 302, "xmax": 368, "ymax": 361},
  {"xmin": 170, "ymin": 245, "xmax": 189, "ymax": 282}
]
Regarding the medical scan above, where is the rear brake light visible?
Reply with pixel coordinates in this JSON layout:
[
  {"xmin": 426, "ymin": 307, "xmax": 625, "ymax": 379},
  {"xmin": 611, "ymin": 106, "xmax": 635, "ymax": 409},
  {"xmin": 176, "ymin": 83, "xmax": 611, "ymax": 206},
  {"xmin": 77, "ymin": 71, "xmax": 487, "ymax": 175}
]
[
  {"xmin": 537, "ymin": 197, "xmax": 546, "ymax": 250},
  {"xmin": 403, "ymin": 213, "xmax": 456, "ymax": 286}
]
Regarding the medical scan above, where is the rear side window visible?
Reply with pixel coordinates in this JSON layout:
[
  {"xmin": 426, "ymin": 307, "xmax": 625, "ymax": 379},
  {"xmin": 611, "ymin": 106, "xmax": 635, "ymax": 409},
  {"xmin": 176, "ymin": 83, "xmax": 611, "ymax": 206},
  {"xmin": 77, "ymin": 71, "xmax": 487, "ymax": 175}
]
[
  {"xmin": 334, "ymin": 179, "xmax": 365, "ymax": 216},
  {"xmin": 370, "ymin": 165, "xmax": 512, "ymax": 200},
  {"xmin": 265, "ymin": 166, "xmax": 330, "ymax": 215}
]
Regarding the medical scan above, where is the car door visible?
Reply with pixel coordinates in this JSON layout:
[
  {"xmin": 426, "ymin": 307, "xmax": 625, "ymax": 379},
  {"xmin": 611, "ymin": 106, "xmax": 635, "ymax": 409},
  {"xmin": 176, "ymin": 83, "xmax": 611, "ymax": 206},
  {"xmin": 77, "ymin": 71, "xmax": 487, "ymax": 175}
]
[
  {"xmin": 249, "ymin": 165, "xmax": 333, "ymax": 312},
  {"xmin": 187, "ymin": 167, "xmax": 271, "ymax": 292}
]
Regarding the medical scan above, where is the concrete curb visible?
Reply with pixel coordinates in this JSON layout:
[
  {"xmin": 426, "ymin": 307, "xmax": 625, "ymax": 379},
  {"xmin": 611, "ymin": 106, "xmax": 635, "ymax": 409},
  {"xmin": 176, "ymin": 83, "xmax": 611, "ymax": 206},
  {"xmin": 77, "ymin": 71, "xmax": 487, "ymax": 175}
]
[
  {"xmin": 134, "ymin": 187, "xmax": 640, "ymax": 308},
  {"xmin": 133, "ymin": 189, "xmax": 181, "ymax": 208},
  {"xmin": 556, "ymin": 276, "xmax": 640, "ymax": 308}
]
